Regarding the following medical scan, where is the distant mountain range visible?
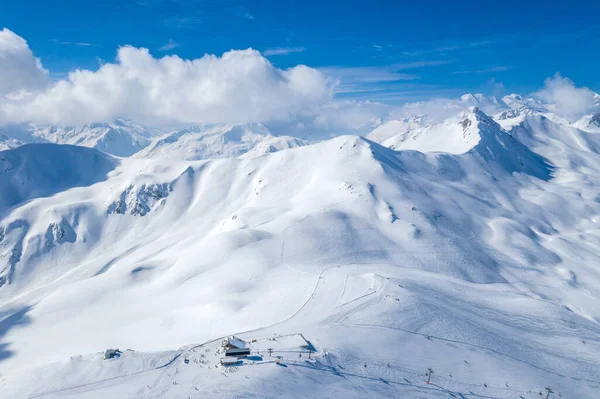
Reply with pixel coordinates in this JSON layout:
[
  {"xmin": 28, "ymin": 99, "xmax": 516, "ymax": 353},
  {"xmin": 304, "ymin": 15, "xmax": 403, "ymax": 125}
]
[{"xmin": 1, "ymin": 92, "xmax": 598, "ymax": 162}]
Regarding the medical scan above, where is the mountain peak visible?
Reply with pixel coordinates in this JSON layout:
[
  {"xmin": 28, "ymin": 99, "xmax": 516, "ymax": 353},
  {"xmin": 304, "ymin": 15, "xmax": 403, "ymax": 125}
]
[
  {"xmin": 503, "ymin": 93, "xmax": 523, "ymax": 101},
  {"xmin": 370, "ymin": 108, "xmax": 501, "ymax": 155},
  {"xmin": 460, "ymin": 94, "xmax": 504, "ymax": 110},
  {"xmin": 460, "ymin": 93, "xmax": 478, "ymax": 102},
  {"xmin": 367, "ymin": 107, "xmax": 549, "ymax": 178}
]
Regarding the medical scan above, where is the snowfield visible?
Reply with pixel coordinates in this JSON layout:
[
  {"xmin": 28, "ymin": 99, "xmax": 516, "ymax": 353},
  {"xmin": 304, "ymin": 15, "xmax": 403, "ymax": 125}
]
[{"xmin": 0, "ymin": 100, "xmax": 599, "ymax": 398}]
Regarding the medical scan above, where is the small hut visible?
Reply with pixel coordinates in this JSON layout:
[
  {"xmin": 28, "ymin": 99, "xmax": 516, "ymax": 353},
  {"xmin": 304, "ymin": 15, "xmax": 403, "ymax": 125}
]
[
  {"xmin": 104, "ymin": 348, "xmax": 121, "ymax": 360},
  {"xmin": 220, "ymin": 356, "xmax": 240, "ymax": 366}
]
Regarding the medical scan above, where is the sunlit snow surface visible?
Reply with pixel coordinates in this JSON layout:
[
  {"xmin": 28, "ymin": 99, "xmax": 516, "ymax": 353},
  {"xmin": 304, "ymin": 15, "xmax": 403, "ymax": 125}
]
[{"xmin": 0, "ymin": 108, "xmax": 599, "ymax": 398}]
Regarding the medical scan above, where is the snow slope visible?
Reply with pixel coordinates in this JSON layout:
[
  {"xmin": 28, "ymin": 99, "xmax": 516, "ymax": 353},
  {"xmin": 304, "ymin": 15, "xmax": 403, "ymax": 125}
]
[
  {"xmin": 0, "ymin": 107, "xmax": 599, "ymax": 397},
  {"xmin": 366, "ymin": 116, "xmax": 425, "ymax": 143},
  {"xmin": 240, "ymin": 135, "xmax": 309, "ymax": 158},
  {"xmin": 0, "ymin": 144, "xmax": 117, "ymax": 211}
]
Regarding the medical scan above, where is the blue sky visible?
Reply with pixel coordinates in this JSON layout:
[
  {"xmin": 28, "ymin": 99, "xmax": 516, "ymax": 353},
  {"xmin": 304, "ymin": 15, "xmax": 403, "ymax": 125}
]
[{"xmin": 1, "ymin": 0, "xmax": 599, "ymax": 104}]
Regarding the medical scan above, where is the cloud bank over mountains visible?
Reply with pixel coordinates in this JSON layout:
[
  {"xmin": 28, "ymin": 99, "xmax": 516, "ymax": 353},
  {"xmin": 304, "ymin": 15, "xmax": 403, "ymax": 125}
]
[
  {"xmin": 0, "ymin": 28, "xmax": 597, "ymax": 130},
  {"xmin": 0, "ymin": 29, "xmax": 333, "ymax": 127}
]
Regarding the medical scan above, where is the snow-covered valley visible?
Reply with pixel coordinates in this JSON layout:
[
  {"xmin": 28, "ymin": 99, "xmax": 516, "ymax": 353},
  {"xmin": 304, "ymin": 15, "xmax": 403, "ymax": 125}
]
[{"xmin": 0, "ymin": 98, "xmax": 599, "ymax": 397}]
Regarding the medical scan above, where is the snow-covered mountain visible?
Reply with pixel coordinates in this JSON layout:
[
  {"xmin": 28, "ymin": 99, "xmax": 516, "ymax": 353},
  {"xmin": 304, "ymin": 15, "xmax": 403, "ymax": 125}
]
[
  {"xmin": 366, "ymin": 115, "xmax": 425, "ymax": 143},
  {"xmin": 0, "ymin": 120, "xmax": 159, "ymax": 157},
  {"xmin": 500, "ymin": 93, "xmax": 547, "ymax": 112},
  {"xmin": 459, "ymin": 93, "xmax": 508, "ymax": 111},
  {"xmin": 1, "ymin": 90, "xmax": 597, "ymax": 163},
  {"xmin": 0, "ymin": 104, "xmax": 599, "ymax": 397},
  {"xmin": 136, "ymin": 123, "xmax": 309, "ymax": 160},
  {"xmin": 381, "ymin": 91, "xmax": 600, "ymax": 136},
  {"xmin": 0, "ymin": 124, "xmax": 46, "ymax": 151},
  {"xmin": 0, "ymin": 121, "xmax": 308, "ymax": 160},
  {"xmin": 240, "ymin": 135, "xmax": 310, "ymax": 158},
  {"xmin": 573, "ymin": 112, "xmax": 600, "ymax": 133},
  {"xmin": 0, "ymin": 144, "xmax": 117, "ymax": 212},
  {"xmin": 39, "ymin": 120, "xmax": 160, "ymax": 157},
  {"xmin": 371, "ymin": 107, "xmax": 493, "ymax": 154},
  {"xmin": 368, "ymin": 106, "xmax": 551, "ymax": 182}
]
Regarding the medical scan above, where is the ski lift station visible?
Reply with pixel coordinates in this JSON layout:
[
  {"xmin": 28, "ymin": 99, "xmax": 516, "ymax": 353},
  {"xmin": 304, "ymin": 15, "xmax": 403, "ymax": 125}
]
[
  {"xmin": 224, "ymin": 336, "xmax": 250, "ymax": 357},
  {"xmin": 226, "ymin": 336, "xmax": 247, "ymax": 349}
]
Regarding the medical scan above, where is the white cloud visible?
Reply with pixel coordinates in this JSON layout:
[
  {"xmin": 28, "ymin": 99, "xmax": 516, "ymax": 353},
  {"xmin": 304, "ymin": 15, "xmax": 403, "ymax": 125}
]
[
  {"xmin": 3, "ymin": 29, "xmax": 596, "ymax": 135},
  {"xmin": 321, "ymin": 66, "xmax": 417, "ymax": 87},
  {"xmin": 321, "ymin": 61, "xmax": 450, "ymax": 89},
  {"xmin": 388, "ymin": 92, "xmax": 510, "ymax": 124},
  {"xmin": 158, "ymin": 39, "xmax": 180, "ymax": 51},
  {"xmin": 402, "ymin": 40, "xmax": 495, "ymax": 57},
  {"xmin": 487, "ymin": 78, "xmax": 506, "ymax": 98},
  {"xmin": 52, "ymin": 39, "xmax": 97, "ymax": 47},
  {"xmin": 534, "ymin": 73, "xmax": 597, "ymax": 120},
  {"xmin": 263, "ymin": 47, "xmax": 305, "ymax": 56},
  {"xmin": 452, "ymin": 66, "xmax": 511, "ymax": 75},
  {"xmin": 310, "ymin": 100, "xmax": 387, "ymax": 134},
  {"xmin": 390, "ymin": 97, "xmax": 465, "ymax": 122},
  {"xmin": 0, "ymin": 28, "xmax": 49, "ymax": 95},
  {"xmin": 320, "ymin": 61, "xmax": 451, "ymax": 102},
  {"xmin": 0, "ymin": 30, "xmax": 334, "ymax": 126},
  {"xmin": 319, "ymin": 60, "xmax": 450, "ymax": 93},
  {"xmin": 163, "ymin": 17, "xmax": 202, "ymax": 29}
]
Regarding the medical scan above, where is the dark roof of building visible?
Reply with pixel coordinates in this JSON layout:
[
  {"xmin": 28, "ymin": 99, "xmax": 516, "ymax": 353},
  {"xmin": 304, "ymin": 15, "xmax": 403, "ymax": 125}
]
[
  {"xmin": 225, "ymin": 347, "xmax": 250, "ymax": 355},
  {"xmin": 227, "ymin": 336, "xmax": 247, "ymax": 349}
]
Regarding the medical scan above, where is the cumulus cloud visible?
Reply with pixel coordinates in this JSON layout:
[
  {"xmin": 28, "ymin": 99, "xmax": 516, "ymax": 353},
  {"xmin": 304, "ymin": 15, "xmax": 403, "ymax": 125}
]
[
  {"xmin": 0, "ymin": 28, "xmax": 49, "ymax": 95},
  {"xmin": 534, "ymin": 73, "xmax": 597, "ymax": 120},
  {"xmin": 4, "ymin": 29, "xmax": 596, "ymax": 134},
  {"xmin": 0, "ymin": 30, "xmax": 333, "ymax": 126}
]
